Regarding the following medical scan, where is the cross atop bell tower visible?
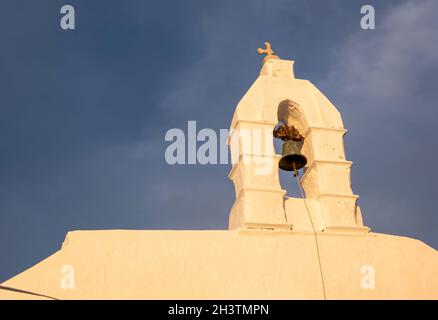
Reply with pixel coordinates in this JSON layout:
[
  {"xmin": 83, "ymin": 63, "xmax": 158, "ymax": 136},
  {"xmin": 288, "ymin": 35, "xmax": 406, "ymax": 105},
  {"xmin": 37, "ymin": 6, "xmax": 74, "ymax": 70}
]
[{"xmin": 257, "ymin": 41, "xmax": 280, "ymax": 62}]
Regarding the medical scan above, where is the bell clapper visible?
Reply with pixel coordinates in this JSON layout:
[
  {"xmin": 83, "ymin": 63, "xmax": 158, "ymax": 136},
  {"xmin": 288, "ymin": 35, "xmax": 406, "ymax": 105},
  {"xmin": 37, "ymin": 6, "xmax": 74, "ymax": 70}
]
[{"xmin": 293, "ymin": 162, "xmax": 298, "ymax": 177}]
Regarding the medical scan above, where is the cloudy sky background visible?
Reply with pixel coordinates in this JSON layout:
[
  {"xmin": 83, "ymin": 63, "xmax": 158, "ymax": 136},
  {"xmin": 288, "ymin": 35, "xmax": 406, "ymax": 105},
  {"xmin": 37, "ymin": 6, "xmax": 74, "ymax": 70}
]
[{"xmin": 1, "ymin": 0, "xmax": 437, "ymax": 281}]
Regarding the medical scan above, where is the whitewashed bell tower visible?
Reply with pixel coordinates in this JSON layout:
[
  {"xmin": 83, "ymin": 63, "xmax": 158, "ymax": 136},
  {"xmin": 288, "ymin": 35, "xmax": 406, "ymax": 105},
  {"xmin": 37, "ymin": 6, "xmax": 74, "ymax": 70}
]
[{"xmin": 228, "ymin": 43, "xmax": 370, "ymax": 234}]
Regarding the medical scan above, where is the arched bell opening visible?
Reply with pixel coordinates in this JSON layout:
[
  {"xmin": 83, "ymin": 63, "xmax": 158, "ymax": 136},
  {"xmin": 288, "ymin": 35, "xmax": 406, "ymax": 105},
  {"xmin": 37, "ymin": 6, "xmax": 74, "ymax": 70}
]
[{"xmin": 274, "ymin": 100, "xmax": 309, "ymax": 198}]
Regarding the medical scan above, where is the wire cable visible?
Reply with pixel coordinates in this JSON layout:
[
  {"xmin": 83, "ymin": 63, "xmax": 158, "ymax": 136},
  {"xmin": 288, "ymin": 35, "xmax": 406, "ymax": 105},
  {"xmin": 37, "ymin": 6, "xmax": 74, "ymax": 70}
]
[
  {"xmin": 294, "ymin": 168, "xmax": 327, "ymax": 300},
  {"xmin": 0, "ymin": 285, "xmax": 59, "ymax": 300}
]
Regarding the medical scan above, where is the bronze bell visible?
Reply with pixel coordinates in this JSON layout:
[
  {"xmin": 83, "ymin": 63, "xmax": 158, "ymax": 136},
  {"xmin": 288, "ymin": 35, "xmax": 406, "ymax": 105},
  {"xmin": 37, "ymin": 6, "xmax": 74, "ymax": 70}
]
[{"xmin": 279, "ymin": 140, "xmax": 307, "ymax": 172}]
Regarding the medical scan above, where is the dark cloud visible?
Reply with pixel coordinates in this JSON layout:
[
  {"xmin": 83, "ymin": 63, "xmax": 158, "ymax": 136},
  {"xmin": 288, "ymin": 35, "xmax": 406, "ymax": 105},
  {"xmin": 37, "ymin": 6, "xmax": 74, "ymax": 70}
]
[{"xmin": 1, "ymin": 0, "xmax": 436, "ymax": 282}]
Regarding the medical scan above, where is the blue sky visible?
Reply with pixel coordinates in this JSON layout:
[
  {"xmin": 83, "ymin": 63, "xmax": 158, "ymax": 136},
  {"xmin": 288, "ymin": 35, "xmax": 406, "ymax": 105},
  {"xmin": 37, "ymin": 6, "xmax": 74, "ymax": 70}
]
[{"xmin": 1, "ymin": 0, "xmax": 437, "ymax": 281}]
